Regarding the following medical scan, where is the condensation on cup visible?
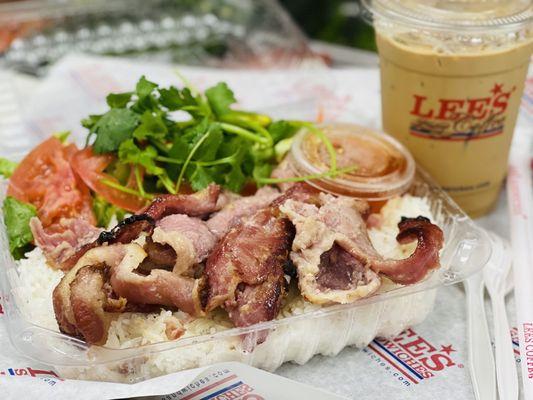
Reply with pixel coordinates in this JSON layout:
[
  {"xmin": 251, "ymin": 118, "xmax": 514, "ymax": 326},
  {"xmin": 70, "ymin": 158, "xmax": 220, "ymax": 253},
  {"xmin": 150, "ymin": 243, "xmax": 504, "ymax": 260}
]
[{"xmin": 362, "ymin": 0, "xmax": 533, "ymax": 218}]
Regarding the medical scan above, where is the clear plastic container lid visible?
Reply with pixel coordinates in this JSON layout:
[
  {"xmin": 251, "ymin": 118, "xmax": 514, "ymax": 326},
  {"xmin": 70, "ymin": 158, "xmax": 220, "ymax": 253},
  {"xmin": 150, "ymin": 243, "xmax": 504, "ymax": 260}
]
[
  {"xmin": 362, "ymin": 0, "xmax": 533, "ymax": 31},
  {"xmin": 288, "ymin": 123, "xmax": 416, "ymax": 201}
]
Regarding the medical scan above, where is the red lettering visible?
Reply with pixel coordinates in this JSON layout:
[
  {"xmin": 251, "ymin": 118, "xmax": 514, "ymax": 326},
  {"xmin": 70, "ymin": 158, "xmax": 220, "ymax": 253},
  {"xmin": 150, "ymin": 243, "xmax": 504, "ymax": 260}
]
[
  {"xmin": 220, "ymin": 391, "xmax": 239, "ymax": 400},
  {"xmin": 27, "ymin": 368, "xmax": 60, "ymax": 379},
  {"xmin": 437, "ymin": 99, "xmax": 465, "ymax": 120},
  {"xmin": 400, "ymin": 337, "xmax": 436, "ymax": 357},
  {"xmin": 410, "ymin": 95, "xmax": 434, "ymax": 118},
  {"xmin": 402, "ymin": 357, "xmax": 424, "ymax": 369},
  {"xmin": 384, "ymin": 341, "xmax": 398, "ymax": 350},
  {"xmin": 420, "ymin": 353, "xmax": 456, "ymax": 371},
  {"xmin": 492, "ymin": 93, "xmax": 511, "ymax": 115},
  {"xmin": 393, "ymin": 328, "xmax": 417, "ymax": 343},
  {"xmin": 420, "ymin": 370, "xmax": 435, "ymax": 379},
  {"xmin": 466, "ymin": 98, "xmax": 490, "ymax": 119},
  {"xmin": 238, "ymin": 384, "xmax": 254, "ymax": 394},
  {"xmin": 14, "ymin": 368, "xmax": 29, "ymax": 376},
  {"xmin": 215, "ymin": 384, "xmax": 254, "ymax": 400}
]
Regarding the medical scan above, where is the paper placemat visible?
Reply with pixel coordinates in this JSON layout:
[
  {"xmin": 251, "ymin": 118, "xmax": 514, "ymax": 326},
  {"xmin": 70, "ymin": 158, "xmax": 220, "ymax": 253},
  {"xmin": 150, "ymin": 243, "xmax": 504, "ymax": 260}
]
[{"xmin": 1, "ymin": 54, "xmax": 530, "ymax": 399}]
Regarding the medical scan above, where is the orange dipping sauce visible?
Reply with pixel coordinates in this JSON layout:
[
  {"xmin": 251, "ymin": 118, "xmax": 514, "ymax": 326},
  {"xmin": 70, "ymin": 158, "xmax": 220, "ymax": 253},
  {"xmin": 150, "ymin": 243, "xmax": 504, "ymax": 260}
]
[{"xmin": 288, "ymin": 123, "xmax": 415, "ymax": 202}]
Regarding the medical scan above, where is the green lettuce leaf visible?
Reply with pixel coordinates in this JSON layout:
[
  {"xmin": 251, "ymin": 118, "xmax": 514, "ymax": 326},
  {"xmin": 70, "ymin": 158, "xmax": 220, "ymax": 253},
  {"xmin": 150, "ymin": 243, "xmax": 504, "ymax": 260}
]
[
  {"xmin": 3, "ymin": 197, "xmax": 36, "ymax": 259},
  {"xmin": 0, "ymin": 158, "xmax": 18, "ymax": 178}
]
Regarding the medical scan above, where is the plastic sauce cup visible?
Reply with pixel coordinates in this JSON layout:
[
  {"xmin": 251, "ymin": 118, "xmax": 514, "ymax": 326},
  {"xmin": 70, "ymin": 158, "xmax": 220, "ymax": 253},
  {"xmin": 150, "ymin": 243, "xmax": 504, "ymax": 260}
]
[
  {"xmin": 362, "ymin": 0, "xmax": 533, "ymax": 217},
  {"xmin": 287, "ymin": 123, "xmax": 415, "ymax": 209}
]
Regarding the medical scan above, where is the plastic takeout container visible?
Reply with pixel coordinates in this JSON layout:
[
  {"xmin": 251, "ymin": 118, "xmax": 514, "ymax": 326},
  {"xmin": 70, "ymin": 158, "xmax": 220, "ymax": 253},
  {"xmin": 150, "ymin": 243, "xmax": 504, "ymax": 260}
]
[
  {"xmin": 0, "ymin": 168, "xmax": 492, "ymax": 383},
  {"xmin": 0, "ymin": 0, "xmax": 315, "ymax": 75}
]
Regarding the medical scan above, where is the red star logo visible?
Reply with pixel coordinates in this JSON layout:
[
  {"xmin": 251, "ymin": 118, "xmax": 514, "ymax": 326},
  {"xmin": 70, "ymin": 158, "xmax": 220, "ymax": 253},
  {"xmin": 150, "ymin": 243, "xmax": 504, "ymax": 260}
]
[
  {"xmin": 441, "ymin": 345, "xmax": 456, "ymax": 355},
  {"xmin": 491, "ymin": 83, "xmax": 503, "ymax": 96}
]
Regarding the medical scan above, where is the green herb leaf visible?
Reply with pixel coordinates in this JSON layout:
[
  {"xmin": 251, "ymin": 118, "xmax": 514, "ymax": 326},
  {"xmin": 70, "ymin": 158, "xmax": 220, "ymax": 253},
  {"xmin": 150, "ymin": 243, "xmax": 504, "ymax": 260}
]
[
  {"xmin": 193, "ymin": 123, "xmax": 223, "ymax": 162},
  {"xmin": 81, "ymin": 114, "xmax": 102, "ymax": 130},
  {"xmin": 106, "ymin": 92, "xmax": 133, "ymax": 108},
  {"xmin": 205, "ymin": 82, "xmax": 236, "ymax": 116},
  {"xmin": 133, "ymin": 111, "xmax": 168, "ymax": 141},
  {"xmin": 252, "ymin": 163, "xmax": 273, "ymax": 184},
  {"xmin": 166, "ymin": 136, "xmax": 189, "ymax": 180},
  {"xmin": 3, "ymin": 197, "xmax": 36, "ymax": 259},
  {"xmin": 268, "ymin": 120, "xmax": 298, "ymax": 143},
  {"xmin": 118, "ymin": 140, "xmax": 164, "ymax": 176},
  {"xmin": 0, "ymin": 157, "xmax": 18, "ymax": 178},
  {"xmin": 250, "ymin": 144, "xmax": 274, "ymax": 164},
  {"xmin": 81, "ymin": 75, "xmax": 338, "ymax": 197},
  {"xmin": 225, "ymin": 163, "xmax": 246, "ymax": 192},
  {"xmin": 182, "ymin": 118, "xmax": 210, "ymax": 142},
  {"xmin": 92, "ymin": 194, "xmax": 126, "ymax": 228},
  {"xmin": 92, "ymin": 108, "xmax": 140, "ymax": 154},
  {"xmin": 188, "ymin": 165, "xmax": 213, "ymax": 191},
  {"xmin": 131, "ymin": 76, "xmax": 159, "ymax": 113},
  {"xmin": 136, "ymin": 76, "xmax": 158, "ymax": 99},
  {"xmin": 175, "ymin": 122, "xmax": 214, "ymax": 192},
  {"xmin": 159, "ymin": 86, "xmax": 196, "ymax": 111}
]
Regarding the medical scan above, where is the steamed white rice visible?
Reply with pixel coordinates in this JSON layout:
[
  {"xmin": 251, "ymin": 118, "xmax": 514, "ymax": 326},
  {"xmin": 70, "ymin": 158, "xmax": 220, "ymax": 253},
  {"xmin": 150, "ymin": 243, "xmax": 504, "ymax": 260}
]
[{"xmin": 13, "ymin": 194, "xmax": 437, "ymax": 382}]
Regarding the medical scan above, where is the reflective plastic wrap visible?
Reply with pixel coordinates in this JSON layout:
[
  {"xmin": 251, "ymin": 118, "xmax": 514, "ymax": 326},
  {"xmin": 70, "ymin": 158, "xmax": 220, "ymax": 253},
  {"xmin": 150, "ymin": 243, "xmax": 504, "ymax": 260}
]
[{"xmin": 0, "ymin": 0, "xmax": 317, "ymax": 75}]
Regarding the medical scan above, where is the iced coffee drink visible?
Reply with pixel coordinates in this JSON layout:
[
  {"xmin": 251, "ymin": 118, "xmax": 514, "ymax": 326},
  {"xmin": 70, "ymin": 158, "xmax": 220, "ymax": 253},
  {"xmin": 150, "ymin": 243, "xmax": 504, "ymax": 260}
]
[{"xmin": 363, "ymin": 0, "xmax": 533, "ymax": 217}]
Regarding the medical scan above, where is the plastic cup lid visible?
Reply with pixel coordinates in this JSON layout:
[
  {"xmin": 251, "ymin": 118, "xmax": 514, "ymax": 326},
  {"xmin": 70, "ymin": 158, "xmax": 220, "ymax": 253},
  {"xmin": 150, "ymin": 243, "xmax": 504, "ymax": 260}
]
[{"xmin": 362, "ymin": 0, "xmax": 533, "ymax": 32}]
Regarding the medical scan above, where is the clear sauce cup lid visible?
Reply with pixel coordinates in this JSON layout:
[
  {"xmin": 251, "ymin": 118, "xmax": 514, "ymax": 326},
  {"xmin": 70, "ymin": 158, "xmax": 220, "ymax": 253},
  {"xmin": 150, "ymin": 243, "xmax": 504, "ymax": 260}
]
[{"xmin": 288, "ymin": 123, "xmax": 416, "ymax": 201}]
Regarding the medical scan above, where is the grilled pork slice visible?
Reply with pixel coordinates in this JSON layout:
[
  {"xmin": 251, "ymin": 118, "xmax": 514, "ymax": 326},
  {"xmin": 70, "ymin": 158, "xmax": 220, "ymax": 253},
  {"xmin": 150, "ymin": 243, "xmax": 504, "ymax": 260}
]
[
  {"xmin": 280, "ymin": 193, "xmax": 444, "ymax": 305},
  {"xmin": 109, "ymin": 243, "xmax": 203, "ymax": 316},
  {"xmin": 226, "ymin": 275, "xmax": 285, "ymax": 328},
  {"xmin": 54, "ymin": 242, "xmax": 205, "ymax": 344},
  {"xmin": 204, "ymin": 206, "xmax": 295, "ymax": 327},
  {"xmin": 69, "ymin": 265, "xmax": 125, "ymax": 345},
  {"xmin": 280, "ymin": 196, "xmax": 381, "ymax": 304},
  {"xmin": 141, "ymin": 183, "xmax": 223, "ymax": 220},
  {"xmin": 371, "ymin": 216, "xmax": 444, "ymax": 284},
  {"xmin": 53, "ymin": 244, "xmax": 128, "ymax": 344},
  {"xmin": 207, "ymin": 186, "xmax": 280, "ymax": 238},
  {"xmin": 153, "ymin": 214, "xmax": 217, "ymax": 274},
  {"xmin": 30, "ymin": 217, "xmax": 103, "ymax": 270},
  {"xmin": 60, "ymin": 185, "xmax": 223, "ymax": 270}
]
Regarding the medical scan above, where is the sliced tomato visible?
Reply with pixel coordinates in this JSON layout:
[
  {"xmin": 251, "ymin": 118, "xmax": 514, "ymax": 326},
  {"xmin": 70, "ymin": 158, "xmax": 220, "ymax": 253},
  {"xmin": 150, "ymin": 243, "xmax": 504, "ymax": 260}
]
[
  {"xmin": 7, "ymin": 137, "xmax": 95, "ymax": 227},
  {"xmin": 71, "ymin": 147, "xmax": 147, "ymax": 212}
]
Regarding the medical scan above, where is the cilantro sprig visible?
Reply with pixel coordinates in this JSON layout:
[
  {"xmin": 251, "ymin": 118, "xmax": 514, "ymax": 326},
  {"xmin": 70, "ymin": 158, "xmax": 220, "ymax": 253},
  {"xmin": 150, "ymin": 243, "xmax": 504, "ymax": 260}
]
[{"xmin": 83, "ymin": 75, "xmax": 344, "ymax": 197}]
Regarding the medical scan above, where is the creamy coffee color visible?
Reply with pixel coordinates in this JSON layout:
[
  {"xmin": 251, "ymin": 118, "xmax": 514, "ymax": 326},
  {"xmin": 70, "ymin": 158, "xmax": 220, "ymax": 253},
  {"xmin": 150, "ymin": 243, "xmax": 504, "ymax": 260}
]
[{"xmin": 364, "ymin": 0, "xmax": 533, "ymax": 217}]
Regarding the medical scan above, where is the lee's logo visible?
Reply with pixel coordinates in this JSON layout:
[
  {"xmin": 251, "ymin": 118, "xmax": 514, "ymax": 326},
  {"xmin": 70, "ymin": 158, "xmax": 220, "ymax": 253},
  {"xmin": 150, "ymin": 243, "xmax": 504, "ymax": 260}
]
[
  {"xmin": 365, "ymin": 328, "xmax": 460, "ymax": 386},
  {"xmin": 409, "ymin": 83, "xmax": 515, "ymax": 141}
]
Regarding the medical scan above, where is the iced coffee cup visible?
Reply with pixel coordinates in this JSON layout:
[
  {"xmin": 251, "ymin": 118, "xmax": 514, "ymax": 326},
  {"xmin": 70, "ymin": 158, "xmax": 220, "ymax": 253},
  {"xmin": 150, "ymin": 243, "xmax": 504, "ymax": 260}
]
[{"xmin": 362, "ymin": 0, "xmax": 533, "ymax": 217}]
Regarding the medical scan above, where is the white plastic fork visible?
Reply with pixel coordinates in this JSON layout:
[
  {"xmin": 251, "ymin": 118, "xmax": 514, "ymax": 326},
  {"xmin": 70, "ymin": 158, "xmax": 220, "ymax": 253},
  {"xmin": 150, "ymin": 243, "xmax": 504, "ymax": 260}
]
[
  {"xmin": 483, "ymin": 233, "xmax": 517, "ymax": 400},
  {"xmin": 464, "ymin": 269, "xmax": 496, "ymax": 400}
]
